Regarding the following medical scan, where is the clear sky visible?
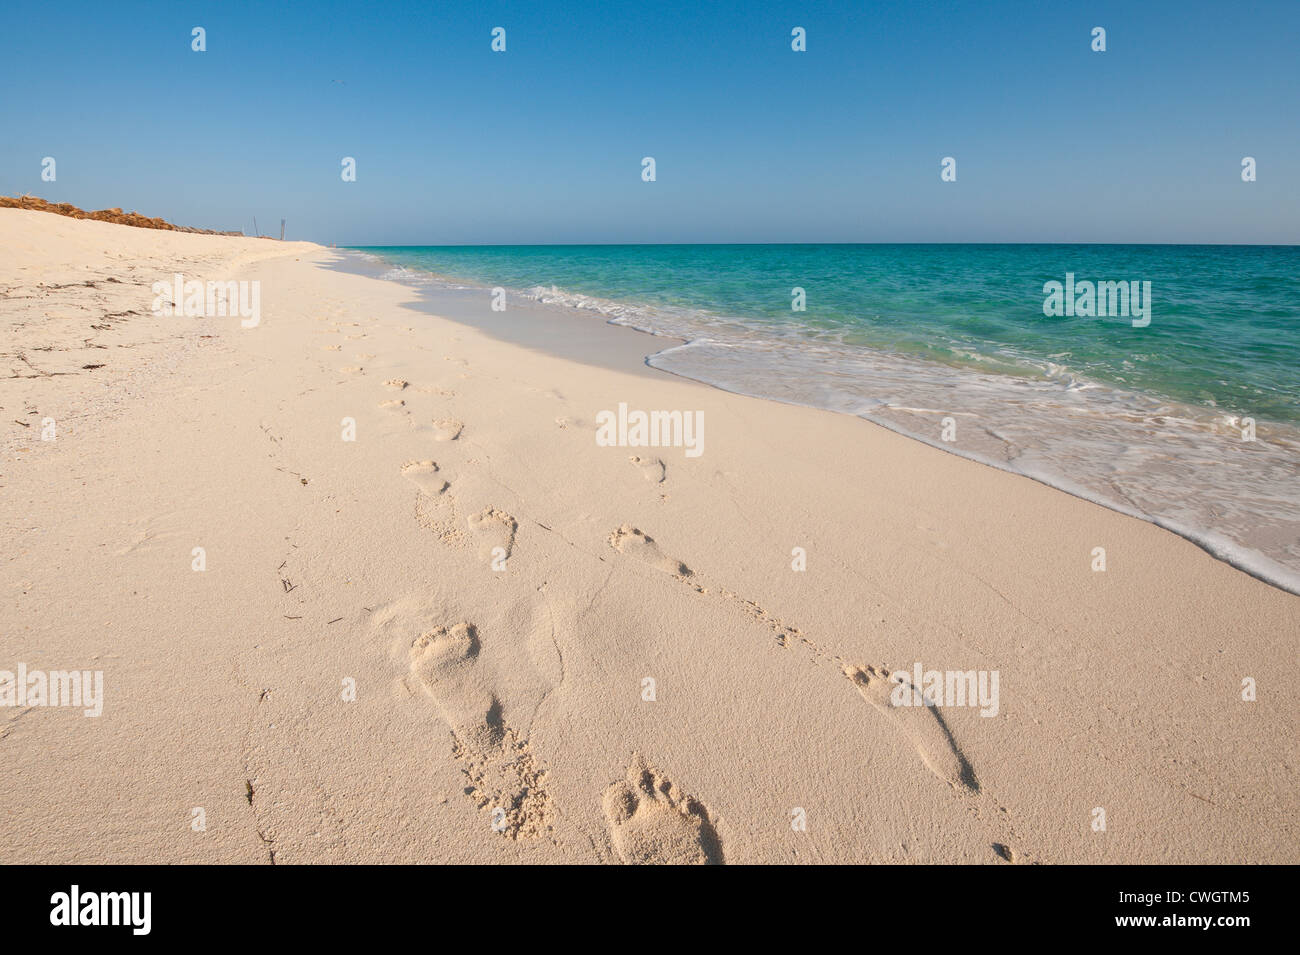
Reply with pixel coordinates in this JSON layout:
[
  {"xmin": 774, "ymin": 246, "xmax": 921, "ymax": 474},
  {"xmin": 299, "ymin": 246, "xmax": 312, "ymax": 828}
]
[{"xmin": 2, "ymin": 0, "xmax": 1297, "ymax": 244}]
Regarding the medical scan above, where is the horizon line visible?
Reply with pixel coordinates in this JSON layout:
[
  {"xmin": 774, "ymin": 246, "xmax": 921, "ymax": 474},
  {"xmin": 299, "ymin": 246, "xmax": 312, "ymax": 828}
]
[{"xmin": 343, "ymin": 240, "xmax": 1300, "ymax": 248}]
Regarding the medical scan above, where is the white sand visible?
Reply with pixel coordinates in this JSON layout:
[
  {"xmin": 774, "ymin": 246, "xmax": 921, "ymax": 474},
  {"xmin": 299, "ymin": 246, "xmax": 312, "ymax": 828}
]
[{"xmin": 2, "ymin": 209, "xmax": 1296, "ymax": 863}]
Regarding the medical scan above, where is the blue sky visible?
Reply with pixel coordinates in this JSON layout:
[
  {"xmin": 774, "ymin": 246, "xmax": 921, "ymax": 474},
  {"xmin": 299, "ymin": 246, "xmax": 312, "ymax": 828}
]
[{"xmin": 2, "ymin": 0, "xmax": 1297, "ymax": 244}]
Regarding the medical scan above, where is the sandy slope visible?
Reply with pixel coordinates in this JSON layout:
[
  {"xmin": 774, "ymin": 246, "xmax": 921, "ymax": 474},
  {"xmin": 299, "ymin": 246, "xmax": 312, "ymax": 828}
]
[{"xmin": 2, "ymin": 209, "xmax": 1296, "ymax": 864}]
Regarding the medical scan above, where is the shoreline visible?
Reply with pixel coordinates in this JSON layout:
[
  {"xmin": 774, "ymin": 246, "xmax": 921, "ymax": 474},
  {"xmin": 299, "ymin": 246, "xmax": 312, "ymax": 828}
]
[
  {"xmin": 3, "ymin": 210, "xmax": 1297, "ymax": 864},
  {"xmin": 345, "ymin": 249, "xmax": 1300, "ymax": 597}
]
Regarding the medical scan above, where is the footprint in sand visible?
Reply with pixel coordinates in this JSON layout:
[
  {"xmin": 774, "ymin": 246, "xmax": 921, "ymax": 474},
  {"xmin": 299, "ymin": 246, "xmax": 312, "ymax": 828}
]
[
  {"xmin": 321, "ymin": 344, "xmax": 341, "ymax": 351},
  {"xmin": 401, "ymin": 460, "xmax": 448, "ymax": 495},
  {"xmin": 629, "ymin": 455, "xmax": 666, "ymax": 484},
  {"xmin": 603, "ymin": 756, "xmax": 723, "ymax": 865},
  {"xmin": 408, "ymin": 623, "xmax": 501, "ymax": 749},
  {"xmin": 468, "ymin": 507, "xmax": 517, "ymax": 563},
  {"xmin": 843, "ymin": 664, "xmax": 979, "ymax": 793},
  {"xmin": 404, "ymin": 619, "xmax": 553, "ymax": 839},
  {"xmin": 432, "ymin": 419, "xmax": 463, "ymax": 442},
  {"xmin": 384, "ymin": 378, "xmax": 408, "ymax": 390},
  {"xmin": 607, "ymin": 525, "xmax": 692, "ymax": 578},
  {"xmin": 339, "ymin": 365, "xmax": 364, "ymax": 375},
  {"xmin": 379, "ymin": 399, "xmax": 406, "ymax": 411},
  {"xmin": 415, "ymin": 384, "xmax": 456, "ymax": 397}
]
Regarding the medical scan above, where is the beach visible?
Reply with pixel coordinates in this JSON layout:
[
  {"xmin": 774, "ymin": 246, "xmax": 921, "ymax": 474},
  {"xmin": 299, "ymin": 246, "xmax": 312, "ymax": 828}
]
[{"xmin": 2, "ymin": 208, "xmax": 1297, "ymax": 864}]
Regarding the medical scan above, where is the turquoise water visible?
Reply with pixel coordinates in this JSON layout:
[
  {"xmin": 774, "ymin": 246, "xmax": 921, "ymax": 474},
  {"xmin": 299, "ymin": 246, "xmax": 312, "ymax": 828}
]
[
  {"xmin": 352, "ymin": 244, "xmax": 1300, "ymax": 593},
  {"xmin": 356, "ymin": 244, "xmax": 1300, "ymax": 427}
]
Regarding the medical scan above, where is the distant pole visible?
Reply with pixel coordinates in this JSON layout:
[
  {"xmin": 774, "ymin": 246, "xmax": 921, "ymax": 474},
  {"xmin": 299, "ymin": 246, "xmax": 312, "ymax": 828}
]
[
  {"xmin": 253, "ymin": 216, "xmax": 259, "ymax": 237},
  {"xmin": 280, "ymin": 219, "xmax": 285, "ymax": 241}
]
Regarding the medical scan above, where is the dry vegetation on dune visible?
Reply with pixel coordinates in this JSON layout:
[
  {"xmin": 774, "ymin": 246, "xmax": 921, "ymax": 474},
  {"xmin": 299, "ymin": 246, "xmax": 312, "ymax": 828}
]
[{"xmin": 0, "ymin": 194, "xmax": 244, "ymax": 235}]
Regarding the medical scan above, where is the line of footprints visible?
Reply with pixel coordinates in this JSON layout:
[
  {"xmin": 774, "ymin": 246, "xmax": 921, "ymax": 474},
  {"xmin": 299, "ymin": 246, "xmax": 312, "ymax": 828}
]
[{"xmin": 365, "ymin": 358, "xmax": 1023, "ymax": 864}]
